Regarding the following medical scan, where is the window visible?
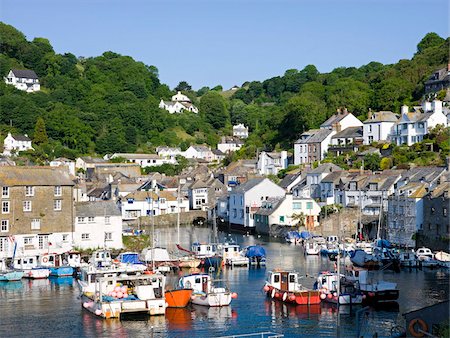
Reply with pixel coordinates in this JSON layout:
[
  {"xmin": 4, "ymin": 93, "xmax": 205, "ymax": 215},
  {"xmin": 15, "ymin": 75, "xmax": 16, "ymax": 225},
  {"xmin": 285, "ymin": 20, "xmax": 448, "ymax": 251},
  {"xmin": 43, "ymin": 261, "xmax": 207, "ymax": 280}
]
[
  {"xmin": 23, "ymin": 201, "xmax": 32, "ymax": 212},
  {"xmin": 274, "ymin": 274, "xmax": 280, "ymax": 283},
  {"xmin": 0, "ymin": 237, "xmax": 8, "ymax": 252},
  {"xmin": 368, "ymin": 125, "xmax": 372, "ymax": 132},
  {"xmin": 53, "ymin": 200, "xmax": 62, "ymax": 211},
  {"xmin": 444, "ymin": 208, "xmax": 447, "ymax": 217},
  {"xmin": 1, "ymin": 220, "xmax": 8, "ymax": 232},
  {"xmin": 31, "ymin": 218, "xmax": 41, "ymax": 230},
  {"xmin": 369, "ymin": 183, "xmax": 377, "ymax": 191},
  {"xmin": 402, "ymin": 124, "xmax": 407, "ymax": 130},
  {"xmin": 240, "ymin": 209, "xmax": 244, "ymax": 219},
  {"xmin": 289, "ymin": 275, "xmax": 296, "ymax": 283},
  {"xmin": 159, "ymin": 198, "xmax": 166, "ymax": 204},
  {"xmin": 279, "ymin": 216, "xmax": 285, "ymax": 223},
  {"xmin": 105, "ymin": 232, "xmax": 112, "ymax": 241},
  {"xmin": 25, "ymin": 186, "xmax": 34, "ymax": 196},
  {"xmin": 2, "ymin": 201, "xmax": 10, "ymax": 214},
  {"xmin": 38, "ymin": 235, "xmax": 48, "ymax": 249},
  {"xmin": 2, "ymin": 187, "xmax": 9, "ymax": 198},
  {"xmin": 24, "ymin": 237, "xmax": 33, "ymax": 245},
  {"xmin": 105, "ymin": 216, "xmax": 111, "ymax": 224},
  {"xmin": 81, "ymin": 233, "xmax": 90, "ymax": 240},
  {"xmin": 418, "ymin": 122, "xmax": 424, "ymax": 129},
  {"xmin": 88, "ymin": 216, "xmax": 95, "ymax": 223},
  {"xmin": 54, "ymin": 186, "xmax": 62, "ymax": 196},
  {"xmin": 78, "ymin": 217, "xmax": 86, "ymax": 223},
  {"xmin": 62, "ymin": 234, "xmax": 69, "ymax": 242},
  {"xmin": 306, "ymin": 202, "xmax": 313, "ymax": 210},
  {"xmin": 368, "ymin": 136, "xmax": 373, "ymax": 143},
  {"xmin": 293, "ymin": 202, "xmax": 301, "ymax": 210}
]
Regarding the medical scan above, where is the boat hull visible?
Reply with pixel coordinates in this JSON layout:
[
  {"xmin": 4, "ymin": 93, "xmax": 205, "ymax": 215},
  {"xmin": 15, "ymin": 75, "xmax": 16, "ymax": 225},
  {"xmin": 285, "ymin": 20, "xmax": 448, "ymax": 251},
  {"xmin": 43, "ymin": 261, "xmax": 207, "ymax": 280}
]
[
  {"xmin": 266, "ymin": 286, "xmax": 321, "ymax": 305},
  {"xmin": 165, "ymin": 289, "xmax": 193, "ymax": 308},
  {"xmin": 191, "ymin": 291, "xmax": 231, "ymax": 307},
  {"xmin": 0, "ymin": 270, "xmax": 24, "ymax": 281},
  {"xmin": 178, "ymin": 258, "xmax": 201, "ymax": 268},
  {"xmin": 23, "ymin": 268, "xmax": 50, "ymax": 279},
  {"xmin": 50, "ymin": 266, "xmax": 74, "ymax": 277},
  {"xmin": 200, "ymin": 256, "xmax": 222, "ymax": 269},
  {"xmin": 362, "ymin": 289, "xmax": 399, "ymax": 303}
]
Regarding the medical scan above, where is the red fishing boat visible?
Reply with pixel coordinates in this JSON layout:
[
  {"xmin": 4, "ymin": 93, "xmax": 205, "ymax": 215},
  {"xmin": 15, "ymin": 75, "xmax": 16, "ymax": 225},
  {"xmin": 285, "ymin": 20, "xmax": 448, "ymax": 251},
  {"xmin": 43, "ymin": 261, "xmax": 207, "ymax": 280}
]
[
  {"xmin": 165, "ymin": 288, "xmax": 193, "ymax": 308},
  {"xmin": 263, "ymin": 270, "xmax": 321, "ymax": 305}
]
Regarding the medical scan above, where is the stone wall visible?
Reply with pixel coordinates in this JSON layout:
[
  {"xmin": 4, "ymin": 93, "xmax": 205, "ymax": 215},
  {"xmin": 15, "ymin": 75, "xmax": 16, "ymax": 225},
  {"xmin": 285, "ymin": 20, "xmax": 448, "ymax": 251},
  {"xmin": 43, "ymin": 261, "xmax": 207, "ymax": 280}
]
[
  {"xmin": 135, "ymin": 210, "xmax": 207, "ymax": 228},
  {"xmin": 316, "ymin": 208, "xmax": 359, "ymax": 237}
]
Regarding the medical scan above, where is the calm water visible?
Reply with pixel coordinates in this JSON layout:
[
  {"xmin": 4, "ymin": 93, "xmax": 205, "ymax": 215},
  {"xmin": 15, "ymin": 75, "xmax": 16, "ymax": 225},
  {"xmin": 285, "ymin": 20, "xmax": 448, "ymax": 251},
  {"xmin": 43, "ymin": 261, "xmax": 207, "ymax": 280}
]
[{"xmin": 1, "ymin": 226, "xmax": 448, "ymax": 337}]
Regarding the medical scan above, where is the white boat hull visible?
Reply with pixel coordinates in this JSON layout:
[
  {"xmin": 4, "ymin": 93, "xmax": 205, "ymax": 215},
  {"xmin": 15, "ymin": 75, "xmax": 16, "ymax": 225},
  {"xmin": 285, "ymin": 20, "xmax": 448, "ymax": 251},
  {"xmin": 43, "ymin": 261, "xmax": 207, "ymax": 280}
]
[
  {"xmin": 191, "ymin": 291, "xmax": 232, "ymax": 307},
  {"xmin": 23, "ymin": 268, "xmax": 50, "ymax": 279}
]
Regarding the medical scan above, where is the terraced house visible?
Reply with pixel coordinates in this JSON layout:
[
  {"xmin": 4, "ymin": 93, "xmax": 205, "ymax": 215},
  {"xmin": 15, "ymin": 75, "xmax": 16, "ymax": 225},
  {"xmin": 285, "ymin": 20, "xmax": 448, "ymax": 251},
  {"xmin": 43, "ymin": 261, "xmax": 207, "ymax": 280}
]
[{"xmin": 0, "ymin": 166, "xmax": 74, "ymax": 260}]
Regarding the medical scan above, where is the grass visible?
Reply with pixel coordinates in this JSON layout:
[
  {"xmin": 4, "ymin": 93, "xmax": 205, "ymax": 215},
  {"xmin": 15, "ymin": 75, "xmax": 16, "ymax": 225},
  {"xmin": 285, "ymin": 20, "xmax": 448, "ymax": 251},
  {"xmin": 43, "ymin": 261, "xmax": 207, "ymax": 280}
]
[{"xmin": 122, "ymin": 235, "xmax": 150, "ymax": 252}]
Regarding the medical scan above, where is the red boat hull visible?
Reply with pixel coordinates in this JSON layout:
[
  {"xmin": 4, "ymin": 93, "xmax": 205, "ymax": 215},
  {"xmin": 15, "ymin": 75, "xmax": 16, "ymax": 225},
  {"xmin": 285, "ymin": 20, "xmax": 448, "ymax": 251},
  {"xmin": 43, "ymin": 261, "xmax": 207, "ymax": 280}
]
[
  {"xmin": 266, "ymin": 286, "xmax": 321, "ymax": 305},
  {"xmin": 165, "ymin": 289, "xmax": 193, "ymax": 308}
]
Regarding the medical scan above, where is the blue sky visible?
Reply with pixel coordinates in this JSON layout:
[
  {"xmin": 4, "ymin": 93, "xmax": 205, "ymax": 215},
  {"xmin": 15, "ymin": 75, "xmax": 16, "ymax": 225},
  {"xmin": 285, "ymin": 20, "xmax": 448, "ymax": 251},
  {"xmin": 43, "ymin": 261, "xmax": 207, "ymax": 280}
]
[{"xmin": 1, "ymin": 0, "xmax": 448, "ymax": 90}]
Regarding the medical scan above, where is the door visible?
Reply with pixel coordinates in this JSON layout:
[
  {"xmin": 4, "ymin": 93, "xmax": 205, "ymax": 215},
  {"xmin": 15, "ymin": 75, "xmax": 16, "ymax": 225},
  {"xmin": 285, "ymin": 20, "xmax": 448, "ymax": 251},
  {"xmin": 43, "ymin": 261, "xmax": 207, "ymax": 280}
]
[
  {"xmin": 281, "ymin": 272, "xmax": 288, "ymax": 291},
  {"xmin": 55, "ymin": 255, "xmax": 60, "ymax": 267},
  {"xmin": 202, "ymin": 277, "xmax": 208, "ymax": 293}
]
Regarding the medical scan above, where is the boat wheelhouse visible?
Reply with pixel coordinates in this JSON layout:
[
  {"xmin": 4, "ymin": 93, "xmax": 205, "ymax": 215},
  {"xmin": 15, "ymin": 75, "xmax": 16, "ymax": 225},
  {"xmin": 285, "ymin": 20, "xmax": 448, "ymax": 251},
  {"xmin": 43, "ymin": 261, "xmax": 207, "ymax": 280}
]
[
  {"xmin": 40, "ymin": 253, "xmax": 74, "ymax": 277},
  {"xmin": 305, "ymin": 241, "xmax": 320, "ymax": 255},
  {"xmin": 218, "ymin": 243, "xmax": 248, "ymax": 267},
  {"xmin": 314, "ymin": 271, "xmax": 363, "ymax": 305},
  {"xmin": 264, "ymin": 270, "xmax": 321, "ymax": 305},
  {"xmin": 13, "ymin": 256, "xmax": 50, "ymax": 279}
]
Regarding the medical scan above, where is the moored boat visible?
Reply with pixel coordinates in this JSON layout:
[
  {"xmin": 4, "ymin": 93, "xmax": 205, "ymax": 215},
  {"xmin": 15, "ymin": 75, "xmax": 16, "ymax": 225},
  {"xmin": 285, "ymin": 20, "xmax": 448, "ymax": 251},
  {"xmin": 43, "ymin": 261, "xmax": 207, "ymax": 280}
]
[
  {"xmin": 398, "ymin": 251, "xmax": 421, "ymax": 268},
  {"xmin": 305, "ymin": 241, "xmax": 320, "ymax": 255},
  {"xmin": 165, "ymin": 288, "xmax": 193, "ymax": 308},
  {"xmin": 435, "ymin": 251, "xmax": 450, "ymax": 268},
  {"xmin": 314, "ymin": 271, "xmax": 363, "ymax": 305},
  {"xmin": 263, "ymin": 270, "xmax": 321, "ymax": 305},
  {"xmin": 179, "ymin": 273, "xmax": 236, "ymax": 307},
  {"xmin": 40, "ymin": 253, "xmax": 74, "ymax": 277},
  {"xmin": 218, "ymin": 243, "xmax": 249, "ymax": 267},
  {"xmin": 243, "ymin": 245, "xmax": 266, "ymax": 266},
  {"xmin": 0, "ymin": 270, "xmax": 24, "ymax": 281},
  {"xmin": 13, "ymin": 256, "xmax": 50, "ymax": 279}
]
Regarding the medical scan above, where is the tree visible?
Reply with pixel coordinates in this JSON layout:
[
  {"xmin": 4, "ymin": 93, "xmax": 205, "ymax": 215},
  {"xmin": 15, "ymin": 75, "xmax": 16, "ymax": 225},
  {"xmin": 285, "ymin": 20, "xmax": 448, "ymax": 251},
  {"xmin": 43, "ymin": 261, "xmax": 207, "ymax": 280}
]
[
  {"xmin": 199, "ymin": 91, "xmax": 229, "ymax": 129},
  {"xmin": 292, "ymin": 212, "xmax": 306, "ymax": 230},
  {"xmin": 33, "ymin": 116, "xmax": 48, "ymax": 145},
  {"xmin": 417, "ymin": 33, "xmax": 445, "ymax": 54},
  {"xmin": 175, "ymin": 81, "xmax": 192, "ymax": 92},
  {"xmin": 379, "ymin": 157, "xmax": 392, "ymax": 170}
]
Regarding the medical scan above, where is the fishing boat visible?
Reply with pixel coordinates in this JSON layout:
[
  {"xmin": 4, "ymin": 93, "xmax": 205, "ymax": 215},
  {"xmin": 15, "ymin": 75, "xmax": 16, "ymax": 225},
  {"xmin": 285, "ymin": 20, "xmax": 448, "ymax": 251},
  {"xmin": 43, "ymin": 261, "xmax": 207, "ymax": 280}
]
[
  {"xmin": 305, "ymin": 241, "xmax": 320, "ymax": 255},
  {"xmin": 243, "ymin": 245, "xmax": 266, "ymax": 266},
  {"xmin": 164, "ymin": 288, "xmax": 193, "ymax": 308},
  {"xmin": 40, "ymin": 253, "xmax": 74, "ymax": 277},
  {"xmin": 350, "ymin": 249, "xmax": 382, "ymax": 270},
  {"xmin": 285, "ymin": 231, "xmax": 301, "ymax": 244},
  {"xmin": 314, "ymin": 271, "xmax": 363, "ymax": 305},
  {"xmin": 344, "ymin": 265, "xmax": 399, "ymax": 303},
  {"xmin": 218, "ymin": 243, "xmax": 249, "ymax": 267},
  {"xmin": 141, "ymin": 247, "xmax": 179, "ymax": 272},
  {"xmin": 80, "ymin": 272, "xmax": 167, "ymax": 318},
  {"xmin": 13, "ymin": 256, "xmax": 50, "ymax": 279},
  {"xmin": 398, "ymin": 251, "xmax": 421, "ymax": 268},
  {"xmin": 415, "ymin": 247, "xmax": 440, "ymax": 268},
  {"xmin": 179, "ymin": 273, "xmax": 236, "ymax": 307},
  {"xmin": 263, "ymin": 270, "xmax": 321, "ymax": 305},
  {"xmin": 190, "ymin": 242, "xmax": 223, "ymax": 269}
]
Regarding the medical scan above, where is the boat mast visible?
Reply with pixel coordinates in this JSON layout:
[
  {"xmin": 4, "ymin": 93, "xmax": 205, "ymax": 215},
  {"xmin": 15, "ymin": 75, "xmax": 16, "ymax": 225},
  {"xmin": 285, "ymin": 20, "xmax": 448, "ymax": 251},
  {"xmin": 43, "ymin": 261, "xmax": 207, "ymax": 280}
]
[
  {"xmin": 177, "ymin": 180, "xmax": 181, "ymax": 245},
  {"xmin": 212, "ymin": 205, "xmax": 218, "ymax": 244},
  {"xmin": 376, "ymin": 191, "xmax": 383, "ymax": 241}
]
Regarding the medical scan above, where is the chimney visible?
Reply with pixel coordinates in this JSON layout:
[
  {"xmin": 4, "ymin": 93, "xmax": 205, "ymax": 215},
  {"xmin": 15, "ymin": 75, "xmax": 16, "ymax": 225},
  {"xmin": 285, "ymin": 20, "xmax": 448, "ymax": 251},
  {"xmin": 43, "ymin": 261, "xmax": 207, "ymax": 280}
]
[
  {"xmin": 343, "ymin": 107, "xmax": 348, "ymax": 114},
  {"xmin": 422, "ymin": 101, "xmax": 432, "ymax": 112},
  {"xmin": 401, "ymin": 105, "xmax": 409, "ymax": 115},
  {"xmin": 367, "ymin": 108, "xmax": 373, "ymax": 120}
]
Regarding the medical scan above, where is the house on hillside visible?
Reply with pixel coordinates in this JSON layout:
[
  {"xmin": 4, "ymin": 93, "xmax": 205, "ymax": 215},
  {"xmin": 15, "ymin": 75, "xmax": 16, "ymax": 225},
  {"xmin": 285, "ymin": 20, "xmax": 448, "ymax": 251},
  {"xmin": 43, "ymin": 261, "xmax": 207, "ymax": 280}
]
[
  {"xmin": 424, "ymin": 64, "xmax": 450, "ymax": 94},
  {"xmin": 183, "ymin": 145, "xmax": 213, "ymax": 162},
  {"xmin": 156, "ymin": 147, "xmax": 183, "ymax": 161},
  {"xmin": 188, "ymin": 178, "xmax": 226, "ymax": 210},
  {"xmin": 2, "ymin": 132, "xmax": 33, "ymax": 156},
  {"xmin": 278, "ymin": 172, "xmax": 303, "ymax": 193},
  {"xmin": 257, "ymin": 151, "xmax": 288, "ymax": 176},
  {"xmin": 390, "ymin": 100, "xmax": 448, "ymax": 146},
  {"xmin": 293, "ymin": 129, "xmax": 334, "ymax": 165},
  {"xmin": 49, "ymin": 158, "xmax": 76, "ymax": 176},
  {"xmin": 329, "ymin": 126, "xmax": 363, "ymax": 156},
  {"xmin": 217, "ymin": 136, "xmax": 244, "ymax": 153},
  {"xmin": 108, "ymin": 153, "xmax": 176, "ymax": 168},
  {"xmin": 228, "ymin": 178, "xmax": 285, "ymax": 230},
  {"xmin": 216, "ymin": 159, "xmax": 258, "ymax": 188},
  {"xmin": 159, "ymin": 91, "xmax": 198, "ymax": 114},
  {"xmin": 320, "ymin": 109, "xmax": 363, "ymax": 131},
  {"xmin": 233, "ymin": 124, "xmax": 249, "ymax": 139},
  {"xmin": 363, "ymin": 111, "xmax": 398, "ymax": 145},
  {"xmin": 4, "ymin": 69, "xmax": 40, "ymax": 92},
  {"xmin": 74, "ymin": 201, "xmax": 123, "ymax": 250}
]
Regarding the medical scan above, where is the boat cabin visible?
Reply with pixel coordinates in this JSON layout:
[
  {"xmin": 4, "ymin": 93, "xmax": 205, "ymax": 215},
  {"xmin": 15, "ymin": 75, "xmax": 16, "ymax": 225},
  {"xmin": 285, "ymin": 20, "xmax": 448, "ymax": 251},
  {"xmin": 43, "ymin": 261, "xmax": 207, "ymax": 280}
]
[
  {"xmin": 191, "ymin": 242, "xmax": 218, "ymax": 258},
  {"xmin": 219, "ymin": 243, "xmax": 240, "ymax": 259},
  {"xmin": 40, "ymin": 253, "xmax": 66, "ymax": 267},
  {"xmin": 268, "ymin": 271, "xmax": 300, "ymax": 292},
  {"xmin": 90, "ymin": 250, "xmax": 112, "ymax": 268},
  {"xmin": 65, "ymin": 252, "xmax": 81, "ymax": 268},
  {"xmin": 13, "ymin": 256, "xmax": 39, "ymax": 270},
  {"xmin": 416, "ymin": 247, "xmax": 434, "ymax": 259},
  {"xmin": 179, "ymin": 273, "xmax": 212, "ymax": 294},
  {"xmin": 326, "ymin": 236, "xmax": 339, "ymax": 243}
]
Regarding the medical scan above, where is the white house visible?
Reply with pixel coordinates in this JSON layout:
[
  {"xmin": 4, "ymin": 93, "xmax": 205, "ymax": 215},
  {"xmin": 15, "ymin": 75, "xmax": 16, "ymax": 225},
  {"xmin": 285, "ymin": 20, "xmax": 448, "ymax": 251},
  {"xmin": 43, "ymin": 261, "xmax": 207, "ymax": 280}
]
[
  {"xmin": 49, "ymin": 157, "xmax": 76, "ymax": 176},
  {"xmin": 217, "ymin": 136, "xmax": 244, "ymax": 153},
  {"xmin": 363, "ymin": 111, "xmax": 398, "ymax": 145},
  {"xmin": 108, "ymin": 153, "xmax": 176, "ymax": 168},
  {"xmin": 390, "ymin": 100, "xmax": 448, "ymax": 146},
  {"xmin": 4, "ymin": 69, "xmax": 40, "ymax": 92},
  {"xmin": 159, "ymin": 91, "xmax": 198, "ymax": 114},
  {"xmin": 156, "ymin": 146, "xmax": 183, "ymax": 161},
  {"xmin": 293, "ymin": 129, "xmax": 335, "ymax": 165},
  {"xmin": 120, "ymin": 190, "xmax": 188, "ymax": 221},
  {"xmin": 233, "ymin": 124, "xmax": 249, "ymax": 139},
  {"xmin": 74, "ymin": 201, "xmax": 123, "ymax": 250},
  {"xmin": 320, "ymin": 109, "xmax": 363, "ymax": 131},
  {"xmin": 2, "ymin": 132, "xmax": 33, "ymax": 156},
  {"xmin": 254, "ymin": 194, "xmax": 321, "ymax": 234},
  {"xmin": 183, "ymin": 145, "xmax": 213, "ymax": 162},
  {"xmin": 228, "ymin": 178, "xmax": 286, "ymax": 230},
  {"xmin": 257, "ymin": 151, "xmax": 288, "ymax": 176}
]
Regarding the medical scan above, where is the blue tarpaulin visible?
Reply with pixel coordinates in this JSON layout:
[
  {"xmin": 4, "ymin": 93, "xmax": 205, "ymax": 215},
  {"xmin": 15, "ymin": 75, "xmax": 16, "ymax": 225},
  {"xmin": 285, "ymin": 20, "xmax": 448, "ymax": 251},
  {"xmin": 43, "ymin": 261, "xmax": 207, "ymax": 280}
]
[
  {"xmin": 245, "ymin": 245, "xmax": 266, "ymax": 258},
  {"xmin": 300, "ymin": 231, "xmax": 311, "ymax": 239},
  {"xmin": 285, "ymin": 231, "xmax": 301, "ymax": 239},
  {"xmin": 120, "ymin": 253, "xmax": 142, "ymax": 264},
  {"xmin": 375, "ymin": 239, "xmax": 392, "ymax": 248}
]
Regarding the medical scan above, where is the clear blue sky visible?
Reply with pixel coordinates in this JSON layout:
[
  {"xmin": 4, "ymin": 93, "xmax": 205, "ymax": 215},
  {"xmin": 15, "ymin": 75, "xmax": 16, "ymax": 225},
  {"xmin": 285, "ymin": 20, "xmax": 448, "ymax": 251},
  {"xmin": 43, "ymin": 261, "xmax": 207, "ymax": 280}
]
[{"xmin": 1, "ymin": 0, "xmax": 448, "ymax": 90}]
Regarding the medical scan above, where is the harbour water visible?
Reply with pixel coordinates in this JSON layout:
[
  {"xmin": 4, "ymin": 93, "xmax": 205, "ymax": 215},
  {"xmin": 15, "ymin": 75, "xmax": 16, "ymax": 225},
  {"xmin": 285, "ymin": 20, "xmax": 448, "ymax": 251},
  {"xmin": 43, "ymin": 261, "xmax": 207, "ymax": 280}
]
[{"xmin": 0, "ymin": 226, "xmax": 448, "ymax": 337}]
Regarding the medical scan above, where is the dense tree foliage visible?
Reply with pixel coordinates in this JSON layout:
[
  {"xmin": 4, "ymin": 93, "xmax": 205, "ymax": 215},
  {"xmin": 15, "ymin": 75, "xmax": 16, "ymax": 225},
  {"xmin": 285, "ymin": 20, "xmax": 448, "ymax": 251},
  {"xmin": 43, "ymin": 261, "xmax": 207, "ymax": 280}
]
[{"xmin": 0, "ymin": 22, "xmax": 448, "ymax": 164}]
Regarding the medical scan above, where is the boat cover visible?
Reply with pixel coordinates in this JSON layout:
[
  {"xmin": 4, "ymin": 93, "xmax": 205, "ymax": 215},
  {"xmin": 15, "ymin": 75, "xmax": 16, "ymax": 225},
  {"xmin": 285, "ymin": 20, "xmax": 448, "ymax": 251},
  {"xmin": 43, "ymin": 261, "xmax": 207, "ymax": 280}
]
[
  {"xmin": 300, "ymin": 231, "xmax": 311, "ymax": 239},
  {"xmin": 374, "ymin": 239, "xmax": 392, "ymax": 248},
  {"xmin": 120, "ymin": 253, "xmax": 142, "ymax": 264},
  {"xmin": 285, "ymin": 231, "xmax": 301, "ymax": 239},
  {"xmin": 245, "ymin": 246, "xmax": 266, "ymax": 258}
]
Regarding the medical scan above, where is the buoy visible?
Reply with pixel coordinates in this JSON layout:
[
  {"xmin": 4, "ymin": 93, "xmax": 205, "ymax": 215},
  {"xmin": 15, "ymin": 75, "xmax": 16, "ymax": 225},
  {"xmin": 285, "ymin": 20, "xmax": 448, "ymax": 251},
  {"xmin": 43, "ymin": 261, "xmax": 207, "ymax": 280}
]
[
  {"xmin": 95, "ymin": 309, "xmax": 102, "ymax": 316},
  {"xmin": 333, "ymin": 292, "xmax": 337, "ymax": 297},
  {"xmin": 289, "ymin": 294, "xmax": 296, "ymax": 301},
  {"xmin": 121, "ymin": 286, "xmax": 127, "ymax": 293},
  {"xmin": 231, "ymin": 292, "xmax": 238, "ymax": 299},
  {"xmin": 263, "ymin": 285, "xmax": 270, "ymax": 292},
  {"xmin": 275, "ymin": 292, "xmax": 280, "ymax": 298},
  {"xmin": 408, "ymin": 318, "xmax": 428, "ymax": 337},
  {"xmin": 111, "ymin": 291, "xmax": 117, "ymax": 298},
  {"xmin": 114, "ymin": 286, "xmax": 121, "ymax": 292},
  {"xmin": 320, "ymin": 294, "xmax": 326, "ymax": 300},
  {"xmin": 271, "ymin": 289, "xmax": 276, "ymax": 298},
  {"xmin": 117, "ymin": 291, "xmax": 123, "ymax": 298},
  {"xmin": 83, "ymin": 302, "xmax": 89, "ymax": 308},
  {"xmin": 327, "ymin": 294, "xmax": 332, "ymax": 299}
]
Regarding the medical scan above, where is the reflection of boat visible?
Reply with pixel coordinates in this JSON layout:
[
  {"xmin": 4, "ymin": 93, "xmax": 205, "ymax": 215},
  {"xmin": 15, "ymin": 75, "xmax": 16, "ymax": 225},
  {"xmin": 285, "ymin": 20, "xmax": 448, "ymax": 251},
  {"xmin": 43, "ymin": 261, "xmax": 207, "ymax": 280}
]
[
  {"xmin": 264, "ymin": 270, "xmax": 321, "ymax": 305},
  {"xmin": 49, "ymin": 276, "xmax": 73, "ymax": 286},
  {"xmin": 164, "ymin": 288, "xmax": 193, "ymax": 308},
  {"xmin": 179, "ymin": 273, "xmax": 235, "ymax": 307},
  {"xmin": 191, "ymin": 303, "xmax": 232, "ymax": 319},
  {"xmin": 166, "ymin": 307, "xmax": 193, "ymax": 330},
  {"xmin": 344, "ymin": 265, "xmax": 399, "ymax": 303},
  {"xmin": 0, "ymin": 280, "xmax": 23, "ymax": 291}
]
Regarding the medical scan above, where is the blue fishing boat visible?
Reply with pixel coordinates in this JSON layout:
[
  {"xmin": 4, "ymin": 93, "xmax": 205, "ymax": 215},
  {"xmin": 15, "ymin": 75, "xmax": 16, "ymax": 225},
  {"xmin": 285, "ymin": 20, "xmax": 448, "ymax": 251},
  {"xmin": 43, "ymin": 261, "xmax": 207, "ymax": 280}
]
[
  {"xmin": 0, "ymin": 270, "xmax": 24, "ymax": 281},
  {"xmin": 40, "ymin": 253, "xmax": 74, "ymax": 277}
]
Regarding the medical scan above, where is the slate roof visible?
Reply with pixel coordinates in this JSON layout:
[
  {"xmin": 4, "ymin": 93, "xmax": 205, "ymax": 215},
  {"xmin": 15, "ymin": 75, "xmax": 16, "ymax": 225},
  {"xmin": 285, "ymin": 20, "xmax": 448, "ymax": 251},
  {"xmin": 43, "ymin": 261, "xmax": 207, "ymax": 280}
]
[
  {"xmin": 190, "ymin": 145, "xmax": 211, "ymax": 152},
  {"xmin": 75, "ymin": 200, "xmax": 121, "ymax": 217},
  {"xmin": 125, "ymin": 190, "xmax": 177, "ymax": 201},
  {"xmin": 12, "ymin": 134, "xmax": 31, "ymax": 141},
  {"xmin": 364, "ymin": 111, "xmax": 398, "ymax": 123},
  {"xmin": 331, "ymin": 126, "xmax": 363, "ymax": 139},
  {"xmin": 321, "ymin": 171, "xmax": 348, "ymax": 183},
  {"xmin": 0, "ymin": 166, "xmax": 74, "ymax": 186},
  {"xmin": 308, "ymin": 163, "xmax": 342, "ymax": 175},
  {"xmin": 402, "ymin": 167, "xmax": 446, "ymax": 184},
  {"xmin": 320, "ymin": 111, "xmax": 350, "ymax": 128},
  {"xmin": 11, "ymin": 69, "xmax": 39, "ymax": 79},
  {"xmin": 232, "ymin": 178, "xmax": 265, "ymax": 194},
  {"xmin": 212, "ymin": 149, "xmax": 225, "ymax": 156},
  {"xmin": 430, "ymin": 182, "xmax": 449, "ymax": 198},
  {"xmin": 112, "ymin": 153, "xmax": 161, "ymax": 160},
  {"xmin": 279, "ymin": 172, "xmax": 301, "ymax": 189},
  {"xmin": 255, "ymin": 197, "xmax": 285, "ymax": 216},
  {"xmin": 305, "ymin": 129, "xmax": 333, "ymax": 143}
]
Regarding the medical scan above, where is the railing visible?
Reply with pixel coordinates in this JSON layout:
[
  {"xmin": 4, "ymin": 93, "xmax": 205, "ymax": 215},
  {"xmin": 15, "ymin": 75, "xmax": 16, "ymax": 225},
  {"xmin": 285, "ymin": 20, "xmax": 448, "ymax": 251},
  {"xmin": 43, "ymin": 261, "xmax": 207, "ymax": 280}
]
[{"xmin": 218, "ymin": 332, "xmax": 284, "ymax": 338}]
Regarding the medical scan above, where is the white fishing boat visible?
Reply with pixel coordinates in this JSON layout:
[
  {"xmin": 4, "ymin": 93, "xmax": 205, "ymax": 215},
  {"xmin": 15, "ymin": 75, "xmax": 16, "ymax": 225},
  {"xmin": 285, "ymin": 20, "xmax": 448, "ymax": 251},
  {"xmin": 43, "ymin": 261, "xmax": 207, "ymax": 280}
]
[
  {"xmin": 218, "ymin": 243, "xmax": 249, "ymax": 267},
  {"xmin": 80, "ymin": 272, "xmax": 167, "ymax": 318},
  {"xmin": 350, "ymin": 249, "xmax": 382, "ymax": 270},
  {"xmin": 13, "ymin": 256, "xmax": 50, "ymax": 279},
  {"xmin": 314, "ymin": 271, "xmax": 363, "ymax": 305},
  {"xmin": 434, "ymin": 251, "xmax": 450, "ymax": 268},
  {"xmin": 415, "ymin": 247, "xmax": 440, "ymax": 268},
  {"xmin": 345, "ymin": 265, "xmax": 399, "ymax": 302},
  {"xmin": 178, "ymin": 273, "xmax": 236, "ymax": 307},
  {"xmin": 140, "ymin": 247, "xmax": 178, "ymax": 272},
  {"xmin": 0, "ymin": 259, "xmax": 24, "ymax": 281},
  {"xmin": 305, "ymin": 241, "xmax": 320, "ymax": 255}
]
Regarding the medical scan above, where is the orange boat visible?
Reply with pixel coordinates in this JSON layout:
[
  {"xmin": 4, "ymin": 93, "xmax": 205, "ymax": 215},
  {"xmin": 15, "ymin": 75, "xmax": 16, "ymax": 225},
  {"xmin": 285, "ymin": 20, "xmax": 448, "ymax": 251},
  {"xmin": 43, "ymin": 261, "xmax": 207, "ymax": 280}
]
[{"xmin": 165, "ymin": 288, "xmax": 193, "ymax": 308}]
